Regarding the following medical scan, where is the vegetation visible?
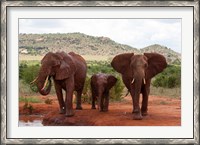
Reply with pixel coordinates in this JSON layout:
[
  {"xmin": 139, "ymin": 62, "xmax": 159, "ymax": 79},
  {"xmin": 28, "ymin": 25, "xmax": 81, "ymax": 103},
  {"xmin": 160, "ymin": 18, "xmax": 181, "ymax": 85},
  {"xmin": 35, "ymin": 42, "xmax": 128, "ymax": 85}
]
[
  {"xmin": 23, "ymin": 102, "xmax": 34, "ymax": 114},
  {"xmin": 19, "ymin": 62, "xmax": 40, "ymax": 92},
  {"xmin": 44, "ymin": 98, "xmax": 53, "ymax": 105},
  {"xmin": 19, "ymin": 96, "xmax": 42, "ymax": 103},
  {"xmin": 150, "ymin": 86, "xmax": 180, "ymax": 98},
  {"xmin": 19, "ymin": 59, "xmax": 181, "ymax": 102},
  {"xmin": 152, "ymin": 65, "xmax": 181, "ymax": 88}
]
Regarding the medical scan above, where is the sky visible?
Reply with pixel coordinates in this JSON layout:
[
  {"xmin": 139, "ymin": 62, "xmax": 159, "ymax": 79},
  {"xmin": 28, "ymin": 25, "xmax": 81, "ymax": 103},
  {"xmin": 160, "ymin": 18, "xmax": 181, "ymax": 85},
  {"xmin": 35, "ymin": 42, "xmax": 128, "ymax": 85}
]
[{"xmin": 19, "ymin": 19, "xmax": 181, "ymax": 53}]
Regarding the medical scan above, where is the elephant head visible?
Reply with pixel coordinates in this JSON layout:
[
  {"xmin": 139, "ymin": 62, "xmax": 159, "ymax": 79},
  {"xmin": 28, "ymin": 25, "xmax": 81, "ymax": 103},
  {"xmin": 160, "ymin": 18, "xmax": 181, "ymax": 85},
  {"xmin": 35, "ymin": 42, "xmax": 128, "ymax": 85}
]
[
  {"xmin": 111, "ymin": 53, "xmax": 167, "ymax": 119},
  {"xmin": 33, "ymin": 52, "xmax": 76, "ymax": 96},
  {"xmin": 91, "ymin": 73, "xmax": 117, "ymax": 112}
]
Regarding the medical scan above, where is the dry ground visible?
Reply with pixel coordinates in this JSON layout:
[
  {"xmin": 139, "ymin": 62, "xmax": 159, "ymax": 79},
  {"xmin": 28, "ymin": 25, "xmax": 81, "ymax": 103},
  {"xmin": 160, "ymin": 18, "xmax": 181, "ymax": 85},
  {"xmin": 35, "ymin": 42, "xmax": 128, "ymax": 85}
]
[{"xmin": 19, "ymin": 95, "xmax": 181, "ymax": 126}]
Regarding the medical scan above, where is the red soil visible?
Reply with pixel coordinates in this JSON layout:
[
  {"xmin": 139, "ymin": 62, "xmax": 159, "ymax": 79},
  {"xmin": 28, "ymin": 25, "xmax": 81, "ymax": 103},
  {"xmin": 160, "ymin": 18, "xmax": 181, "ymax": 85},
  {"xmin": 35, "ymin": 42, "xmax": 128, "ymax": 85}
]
[{"xmin": 19, "ymin": 95, "xmax": 181, "ymax": 126}]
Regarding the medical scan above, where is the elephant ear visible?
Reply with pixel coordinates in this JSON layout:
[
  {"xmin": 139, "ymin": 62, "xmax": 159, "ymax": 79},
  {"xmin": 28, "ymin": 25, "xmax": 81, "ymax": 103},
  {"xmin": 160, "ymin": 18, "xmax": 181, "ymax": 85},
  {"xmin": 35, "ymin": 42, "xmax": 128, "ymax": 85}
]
[
  {"xmin": 55, "ymin": 53, "xmax": 76, "ymax": 80},
  {"xmin": 111, "ymin": 53, "xmax": 134, "ymax": 74},
  {"xmin": 144, "ymin": 53, "xmax": 167, "ymax": 78},
  {"xmin": 90, "ymin": 74, "xmax": 97, "ymax": 86},
  {"xmin": 107, "ymin": 75, "xmax": 117, "ymax": 90}
]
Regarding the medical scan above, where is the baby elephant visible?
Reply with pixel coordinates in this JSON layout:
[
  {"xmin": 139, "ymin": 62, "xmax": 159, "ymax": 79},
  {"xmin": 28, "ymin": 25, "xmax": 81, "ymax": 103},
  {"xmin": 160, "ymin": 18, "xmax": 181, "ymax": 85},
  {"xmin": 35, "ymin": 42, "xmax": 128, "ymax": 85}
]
[{"xmin": 91, "ymin": 73, "xmax": 117, "ymax": 112}]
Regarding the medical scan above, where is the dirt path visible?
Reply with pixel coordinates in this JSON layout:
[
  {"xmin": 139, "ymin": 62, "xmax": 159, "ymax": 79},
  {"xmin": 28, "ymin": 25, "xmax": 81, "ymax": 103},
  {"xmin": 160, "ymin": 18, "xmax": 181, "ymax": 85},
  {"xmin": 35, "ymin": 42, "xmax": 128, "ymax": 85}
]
[{"xmin": 19, "ymin": 95, "xmax": 181, "ymax": 126}]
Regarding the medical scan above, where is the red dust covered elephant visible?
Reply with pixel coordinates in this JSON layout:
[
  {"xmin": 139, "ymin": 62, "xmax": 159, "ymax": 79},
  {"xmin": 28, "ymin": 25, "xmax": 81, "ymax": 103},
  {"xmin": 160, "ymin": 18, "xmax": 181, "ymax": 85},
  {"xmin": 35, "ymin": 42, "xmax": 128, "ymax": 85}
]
[
  {"xmin": 32, "ymin": 51, "xmax": 87, "ymax": 117},
  {"xmin": 90, "ymin": 73, "xmax": 117, "ymax": 112},
  {"xmin": 111, "ymin": 53, "xmax": 167, "ymax": 120}
]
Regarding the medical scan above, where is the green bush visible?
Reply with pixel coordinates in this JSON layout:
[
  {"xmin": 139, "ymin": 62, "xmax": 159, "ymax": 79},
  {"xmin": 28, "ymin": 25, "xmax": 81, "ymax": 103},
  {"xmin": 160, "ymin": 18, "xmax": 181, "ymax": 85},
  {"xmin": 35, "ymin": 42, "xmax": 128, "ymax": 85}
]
[
  {"xmin": 19, "ymin": 62, "xmax": 28, "ymax": 79},
  {"xmin": 80, "ymin": 76, "xmax": 91, "ymax": 103},
  {"xmin": 19, "ymin": 80, "xmax": 34, "ymax": 94},
  {"xmin": 87, "ymin": 61, "xmax": 115, "ymax": 75},
  {"xmin": 22, "ymin": 65, "xmax": 39, "ymax": 83},
  {"xmin": 152, "ymin": 65, "xmax": 181, "ymax": 88},
  {"xmin": 20, "ymin": 63, "xmax": 40, "ymax": 92},
  {"xmin": 110, "ymin": 76, "xmax": 124, "ymax": 101}
]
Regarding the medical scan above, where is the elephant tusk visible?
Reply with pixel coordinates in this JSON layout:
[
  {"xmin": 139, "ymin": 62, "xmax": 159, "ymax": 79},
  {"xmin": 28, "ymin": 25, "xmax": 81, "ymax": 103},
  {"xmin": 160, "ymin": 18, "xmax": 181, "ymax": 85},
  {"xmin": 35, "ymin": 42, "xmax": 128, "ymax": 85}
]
[
  {"xmin": 131, "ymin": 78, "xmax": 135, "ymax": 84},
  {"xmin": 143, "ymin": 78, "xmax": 146, "ymax": 84},
  {"xmin": 30, "ymin": 77, "xmax": 38, "ymax": 85},
  {"xmin": 41, "ymin": 76, "xmax": 49, "ymax": 91}
]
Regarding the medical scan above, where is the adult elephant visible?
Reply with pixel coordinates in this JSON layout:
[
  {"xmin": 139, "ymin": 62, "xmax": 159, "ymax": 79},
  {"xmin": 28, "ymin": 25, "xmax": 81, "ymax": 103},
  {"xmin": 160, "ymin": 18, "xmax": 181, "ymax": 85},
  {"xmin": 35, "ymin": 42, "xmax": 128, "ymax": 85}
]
[
  {"xmin": 32, "ymin": 51, "xmax": 87, "ymax": 117},
  {"xmin": 90, "ymin": 73, "xmax": 117, "ymax": 112},
  {"xmin": 111, "ymin": 53, "xmax": 167, "ymax": 120}
]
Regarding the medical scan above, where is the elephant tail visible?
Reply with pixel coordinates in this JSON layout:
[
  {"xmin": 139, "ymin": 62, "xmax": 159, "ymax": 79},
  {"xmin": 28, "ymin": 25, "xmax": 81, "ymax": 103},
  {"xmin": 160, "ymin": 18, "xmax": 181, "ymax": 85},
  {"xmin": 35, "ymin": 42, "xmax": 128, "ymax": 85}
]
[{"xmin": 124, "ymin": 90, "xmax": 130, "ymax": 97}]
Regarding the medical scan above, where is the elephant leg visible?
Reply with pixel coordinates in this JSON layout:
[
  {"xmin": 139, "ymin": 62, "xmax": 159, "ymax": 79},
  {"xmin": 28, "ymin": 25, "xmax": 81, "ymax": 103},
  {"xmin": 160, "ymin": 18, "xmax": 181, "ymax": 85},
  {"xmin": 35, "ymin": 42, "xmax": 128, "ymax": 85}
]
[
  {"xmin": 97, "ymin": 95, "xmax": 103, "ymax": 112},
  {"xmin": 100, "ymin": 96, "xmax": 104, "ymax": 112},
  {"xmin": 91, "ymin": 89, "xmax": 96, "ymax": 109},
  {"xmin": 75, "ymin": 89, "xmax": 83, "ymax": 110},
  {"xmin": 65, "ymin": 78, "xmax": 75, "ymax": 117},
  {"xmin": 54, "ymin": 82, "xmax": 65, "ymax": 114},
  {"xmin": 141, "ymin": 86, "xmax": 150, "ymax": 116},
  {"xmin": 103, "ymin": 92, "xmax": 109, "ymax": 112}
]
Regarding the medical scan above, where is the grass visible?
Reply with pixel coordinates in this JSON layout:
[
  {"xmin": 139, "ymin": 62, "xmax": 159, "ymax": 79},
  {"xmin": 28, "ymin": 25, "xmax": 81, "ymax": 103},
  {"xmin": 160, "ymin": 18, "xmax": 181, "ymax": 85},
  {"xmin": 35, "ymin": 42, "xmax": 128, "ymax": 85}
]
[
  {"xmin": 19, "ymin": 54, "xmax": 113, "ymax": 61},
  {"xmin": 19, "ymin": 80, "xmax": 36, "ymax": 95},
  {"xmin": 82, "ymin": 55, "xmax": 113, "ymax": 61},
  {"xmin": 159, "ymin": 101, "xmax": 169, "ymax": 105},
  {"xmin": 19, "ymin": 54, "xmax": 43, "ymax": 61},
  {"xmin": 150, "ymin": 86, "xmax": 181, "ymax": 98},
  {"xmin": 19, "ymin": 96, "xmax": 42, "ymax": 103}
]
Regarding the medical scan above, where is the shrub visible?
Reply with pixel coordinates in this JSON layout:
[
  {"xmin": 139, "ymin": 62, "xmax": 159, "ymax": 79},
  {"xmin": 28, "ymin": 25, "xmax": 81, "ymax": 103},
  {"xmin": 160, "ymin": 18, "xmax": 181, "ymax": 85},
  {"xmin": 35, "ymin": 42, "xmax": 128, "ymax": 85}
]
[
  {"xmin": 20, "ymin": 64, "xmax": 40, "ymax": 92},
  {"xmin": 81, "ymin": 76, "xmax": 91, "ymax": 103},
  {"xmin": 87, "ymin": 61, "xmax": 115, "ymax": 75},
  {"xmin": 19, "ymin": 80, "xmax": 35, "ymax": 94},
  {"xmin": 152, "ymin": 65, "xmax": 181, "ymax": 88},
  {"xmin": 44, "ymin": 98, "xmax": 53, "ymax": 104},
  {"xmin": 110, "ymin": 76, "xmax": 125, "ymax": 101},
  {"xmin": 19, "ymin": 62, "xmax": 28, "ymax": 79},
  {"xmin": 20, "ymin": 64, "xmax": 40, "ymax": 83},
  {"xmin": 23, "ymin": 102, "xmax": 34, "ymax": 114}
]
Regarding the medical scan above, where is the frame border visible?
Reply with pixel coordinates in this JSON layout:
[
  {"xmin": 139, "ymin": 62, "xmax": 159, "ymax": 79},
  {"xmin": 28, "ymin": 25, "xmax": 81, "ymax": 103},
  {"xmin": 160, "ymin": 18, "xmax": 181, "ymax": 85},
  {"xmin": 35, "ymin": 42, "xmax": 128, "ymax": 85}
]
[{"xmin": 1, "ymin": 0, "xmax": 199, "ymax": 144}]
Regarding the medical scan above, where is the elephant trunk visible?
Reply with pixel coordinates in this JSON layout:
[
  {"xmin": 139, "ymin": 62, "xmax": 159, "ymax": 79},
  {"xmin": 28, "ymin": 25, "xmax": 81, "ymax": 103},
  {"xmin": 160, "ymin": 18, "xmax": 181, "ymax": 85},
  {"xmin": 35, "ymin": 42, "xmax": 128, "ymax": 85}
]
[
  {"xmin": 37, "ymin": 75, "xmax": 52, "ymax": 96},
  {"xmin": 131, "ymin": 77, "xmax": 143, "ymax": 112},
  {"xmin": 131, "ymin": 68, "xmax": 146, "ymax": 113}
]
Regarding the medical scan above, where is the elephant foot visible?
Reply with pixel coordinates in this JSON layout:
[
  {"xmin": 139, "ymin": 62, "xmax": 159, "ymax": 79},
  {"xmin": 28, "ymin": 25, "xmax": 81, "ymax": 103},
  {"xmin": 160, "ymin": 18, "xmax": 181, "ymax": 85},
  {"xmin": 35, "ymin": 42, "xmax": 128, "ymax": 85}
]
[
  {"xmin": 99, "ymin": 109, "xmax": 104, "ymax": 112},
  {"xmin": 91, "ymin": 106, "xmax": 96, "ymax": 109},
  {"xmin": 103, "ymin": 108, "xmax": 108, "ymax": 112},
  {"xmin": 76, "ymin": 106, "xmax": 83, "ymax": 110},
  {"xmin": 133, "ymin": 113, "xmax": 143, "ymax": 120},
  {"xmin": 132, "ymin": 109, "xmax": 139, "ymax": 114},
  {"xmin": 65, "ymin": 110, "xmax": 74, "ymax": 117},
  {"xmin": 59, "ymin": 108, "xmax": 66, "ymax": 114},
  {"xmin": 142, "ymin": 111, "xmax": 148, "ymax": 116}
]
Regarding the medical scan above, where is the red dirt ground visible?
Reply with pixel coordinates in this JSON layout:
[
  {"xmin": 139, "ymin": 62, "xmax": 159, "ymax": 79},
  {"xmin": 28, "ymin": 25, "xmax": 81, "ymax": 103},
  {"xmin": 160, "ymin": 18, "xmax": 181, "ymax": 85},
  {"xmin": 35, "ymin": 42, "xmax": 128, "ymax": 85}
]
[{"xmin": 19, "ymin": 95, "xmax": 181, "ymax": 126}]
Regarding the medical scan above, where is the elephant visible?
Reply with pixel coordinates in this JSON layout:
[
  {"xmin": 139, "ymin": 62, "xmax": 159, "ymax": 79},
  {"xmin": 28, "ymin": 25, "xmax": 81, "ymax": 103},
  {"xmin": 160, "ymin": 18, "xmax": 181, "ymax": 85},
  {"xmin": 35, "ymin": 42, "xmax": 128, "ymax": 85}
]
[
  {"xmin": 111, "ymin": 53, "xmax": 167, "ymax": 120},
  {"xmin": 90, "ymin": 73, "xmax": 117, "ymax": 112},
  {"xmin": 32, "ymin": 51, "xmax": 87, "ymax": 117}
]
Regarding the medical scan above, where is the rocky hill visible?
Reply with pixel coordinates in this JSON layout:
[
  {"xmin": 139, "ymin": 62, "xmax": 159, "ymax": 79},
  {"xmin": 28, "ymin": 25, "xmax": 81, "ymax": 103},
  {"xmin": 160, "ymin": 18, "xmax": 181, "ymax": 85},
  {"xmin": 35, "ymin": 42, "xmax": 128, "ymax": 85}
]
[
  {"xmin": 140, "ymin": 44, "xmax": 181, "ymax": 64},
  {"xmin": 19, "ymin": 33, "xmax": 181, "ymax": 64}
]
